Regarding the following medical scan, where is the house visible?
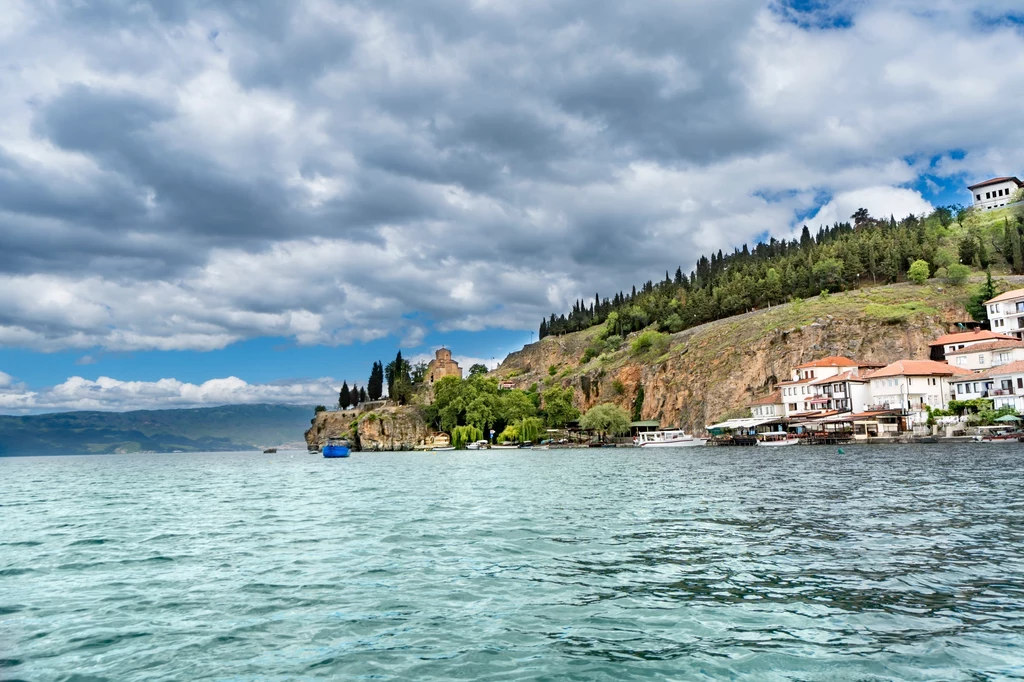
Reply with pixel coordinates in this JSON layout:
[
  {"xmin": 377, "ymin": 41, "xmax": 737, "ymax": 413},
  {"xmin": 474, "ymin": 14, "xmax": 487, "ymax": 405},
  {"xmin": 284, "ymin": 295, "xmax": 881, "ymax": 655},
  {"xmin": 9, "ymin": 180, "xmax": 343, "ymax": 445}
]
[
  {"xmin": 866, "ymin": 360, "xmax": 973, "ymax": 418},
  {"xmin": 968, "ymin": 177, "xmax": 1022, "ymax": 210},
  {"xmin": 985, "ymin": 289, "xmax": 1024, "ymax": 340},
  {"xmin": 944, "ymin": 338, "xmax": 1024, "ymax": 371},
  {"xmin": 951, "ymin": 359, "xmax": 1024, "ymax": 412},
  {"xmin": 778, "ymin": 357, "xmax": 883, "ymax": 417},
  {"xmin": 748, "ymin": 390, "xmax": 784, "ymax": 419},
  {"xmin": 929, "ymin": 329, "xmax": 1018, "ymax": 360},
  {"xmin": 426, "ymin": 347, "xmax": 463, "ymax": 383},
  {"xmin": 806, "ymin": 370, "xmax": 875, "ymax": 413}
]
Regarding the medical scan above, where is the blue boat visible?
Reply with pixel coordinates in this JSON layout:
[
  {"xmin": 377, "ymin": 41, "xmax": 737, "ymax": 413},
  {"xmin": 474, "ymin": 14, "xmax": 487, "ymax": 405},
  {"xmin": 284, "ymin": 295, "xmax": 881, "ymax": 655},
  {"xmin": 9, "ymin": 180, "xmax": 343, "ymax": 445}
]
[{"xmin": 323, "ymin": 438, "xmax": 351, "ymax": 458}]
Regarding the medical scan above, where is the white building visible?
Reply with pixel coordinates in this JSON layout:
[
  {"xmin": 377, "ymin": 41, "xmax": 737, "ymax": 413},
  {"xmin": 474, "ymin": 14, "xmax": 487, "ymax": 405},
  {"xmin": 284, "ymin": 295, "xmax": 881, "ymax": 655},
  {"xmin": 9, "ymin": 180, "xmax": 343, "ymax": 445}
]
[
  {"xmin": 944, "ymin": 338, "xmax": 1024, "ymax": 371},
  {"xmin": 806, "ymin": 370, "xmax": 874, "ymax": 414},
  {"xmin": 866, "ymin": 360, "xmax": 973, "ymax": 419},
  {"xmin": 778, "ymin": 356, "xmax": 883, "ymax": 417},
  {"xmin": 929, "ymin": 329, "xmax": 1019, "ymax": 360},
  {"xmin": 985, "ymin": 289, "xmax": 1024, "ymax": 340},
  {"xmin": 968, "ymin": 177, "xmax": 1022, "ymax": 210},
  {"xmin": 950, "ymin": 360, "xmax": 1024, "ymax": 412},
  {"xmin": 748, "ymin": 390, "xmax": 785, "ymax": 419}
]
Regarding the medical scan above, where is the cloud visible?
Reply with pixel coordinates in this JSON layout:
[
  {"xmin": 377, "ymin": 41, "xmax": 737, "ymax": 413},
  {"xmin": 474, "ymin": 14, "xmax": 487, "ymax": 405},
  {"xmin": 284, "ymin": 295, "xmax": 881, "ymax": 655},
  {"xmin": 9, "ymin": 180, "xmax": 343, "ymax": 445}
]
[
  {"xmin": 806, "ymin": 186, "xmax": 935, "ymax": 228},
  {"xmin": 1, "ymin": 1, "xmax": 1023, "ymax": 353},
  {"xmin": 0, "ymin": 373, "xmax": 341, "ymax": 414}
]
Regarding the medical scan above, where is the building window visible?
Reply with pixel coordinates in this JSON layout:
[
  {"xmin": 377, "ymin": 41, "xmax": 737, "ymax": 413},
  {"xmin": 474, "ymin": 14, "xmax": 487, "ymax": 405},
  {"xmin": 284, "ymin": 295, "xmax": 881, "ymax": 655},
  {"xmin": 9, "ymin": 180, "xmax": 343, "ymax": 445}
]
[
  {"xmin": 979, "ymin": 355, "xmax": 986, "ymax": 364},
  {"xmin": 956, "ymin": 356, "xmax": 966, "ymax": 365},
  {"xmin": 957, "ymin": 384, "xmax": 964, "ymax": 394},
  {"xmin": 1018, "ymin": 378, "xmax": 1023, "ymax": 389},
  {"xmin": 987, "ymin": 192, "xmax": 992, "ymax": 199}
]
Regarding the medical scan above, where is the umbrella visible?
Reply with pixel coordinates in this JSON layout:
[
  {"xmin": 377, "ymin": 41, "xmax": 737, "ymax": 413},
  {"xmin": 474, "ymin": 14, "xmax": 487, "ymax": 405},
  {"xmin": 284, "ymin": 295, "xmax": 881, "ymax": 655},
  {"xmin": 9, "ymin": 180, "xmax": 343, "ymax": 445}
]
[{"xmin": 994, "ymin": 414, "xmax": 1021, "ymax": 422}]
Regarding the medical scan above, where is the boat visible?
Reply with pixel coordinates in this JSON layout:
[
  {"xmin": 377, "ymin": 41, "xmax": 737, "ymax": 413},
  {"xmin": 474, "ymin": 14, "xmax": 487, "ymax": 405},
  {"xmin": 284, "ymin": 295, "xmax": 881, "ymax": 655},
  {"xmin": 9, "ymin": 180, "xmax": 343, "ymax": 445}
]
[
  {"xmin": 322, "ymin": 438, "xmax": 351, "ymax": 458},
  {"xmin": 757, "ymin": 434, "xmax": 799, "ymax": 447},
  {"xmin": 432, "ymin": 446, "xmax": 456, "ymax": 451},
  {"xmin": 634, "ymin": 429, "xmax": 706, "ymax": 448},
  {"xmin": 466, "ymin": 440, "xmax": 490, "ymax": 450},
  {"xmin": 492, "ymin": 443, "xmax": 520, "ymax": 449},
  {"xmin": 263, "ymin": 448, "xmax": 277, "ymax": 454}
]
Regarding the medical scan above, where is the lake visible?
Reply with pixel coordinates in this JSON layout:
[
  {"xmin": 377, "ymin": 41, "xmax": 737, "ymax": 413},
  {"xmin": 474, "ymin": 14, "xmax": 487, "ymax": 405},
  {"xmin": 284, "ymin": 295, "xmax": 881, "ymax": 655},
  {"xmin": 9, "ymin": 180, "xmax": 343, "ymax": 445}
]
[{"xmin": 1, "ymin": 445, "xmax": 1023, "ymax": 680}]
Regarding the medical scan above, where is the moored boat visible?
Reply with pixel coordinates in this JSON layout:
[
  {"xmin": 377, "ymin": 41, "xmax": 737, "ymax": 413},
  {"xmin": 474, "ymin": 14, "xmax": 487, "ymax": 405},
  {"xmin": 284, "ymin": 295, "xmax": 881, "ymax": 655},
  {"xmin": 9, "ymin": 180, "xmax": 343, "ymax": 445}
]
[
  {"xmin": 466, "ymin": 440, "xmax": 490, "ymax": 450},
  {"xmin": 323, "ymin": 438, "xmax": 351, "ymax": 458},
  {"xmin": 634, "ymin": 430, "xmax": 706, "ymax": 447},
  {"xmin": 757, "ymin": 434, "xmax": 799, "ymax": 447}
]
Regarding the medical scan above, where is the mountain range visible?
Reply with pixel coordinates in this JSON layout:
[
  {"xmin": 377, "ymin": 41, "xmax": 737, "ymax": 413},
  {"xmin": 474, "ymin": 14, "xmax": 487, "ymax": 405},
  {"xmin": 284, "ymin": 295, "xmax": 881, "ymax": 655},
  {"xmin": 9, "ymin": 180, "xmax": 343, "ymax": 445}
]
[{"xmin": 0, "ymin": 404, "xmax": 315, "ymax": 456}]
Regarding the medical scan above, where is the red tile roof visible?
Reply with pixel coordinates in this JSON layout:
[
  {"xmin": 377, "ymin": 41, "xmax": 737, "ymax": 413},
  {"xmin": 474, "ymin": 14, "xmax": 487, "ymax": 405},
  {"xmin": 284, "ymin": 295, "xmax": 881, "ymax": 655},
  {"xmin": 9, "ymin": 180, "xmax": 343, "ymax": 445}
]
[
  {"xmin": 794, "ymin": 356, "xmax": 859, "ymax": 369},
  {"xmin": 808, "ymin": 370, "xmax": 868, "ymax": 385},
  {"xmin": 748, "ymin": 390, "xmax": 782, "ymax": 406},
  {"xmin": 975, "ymin": 360, "xmax": 1024, "ymax": 380},
  {"xmin": 866, "ymin": 359, "xmax": 974, "ymax": 379},
  {"xmin": 945, "ymin": 339, "xmax": 1024, "ymax": 355},
  {"xmin": 930, "ymin": 330, "xmax": 1017, "ymax": 346},
  {"xmin": 968, "ymin": 177, "xmax": 1022, "ymax": 190},
  {"xmin": 985, "ymin": 288, "xmax": 1024, "ymax": 304}
]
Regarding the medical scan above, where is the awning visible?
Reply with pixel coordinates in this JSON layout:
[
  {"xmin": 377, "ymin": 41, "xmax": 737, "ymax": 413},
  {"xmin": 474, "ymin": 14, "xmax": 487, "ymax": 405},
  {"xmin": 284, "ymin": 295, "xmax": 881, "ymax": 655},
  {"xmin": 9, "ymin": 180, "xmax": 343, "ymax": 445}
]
[{"xmin": 706, "ymin": 417, "xmax": 776, "ymax": 431}]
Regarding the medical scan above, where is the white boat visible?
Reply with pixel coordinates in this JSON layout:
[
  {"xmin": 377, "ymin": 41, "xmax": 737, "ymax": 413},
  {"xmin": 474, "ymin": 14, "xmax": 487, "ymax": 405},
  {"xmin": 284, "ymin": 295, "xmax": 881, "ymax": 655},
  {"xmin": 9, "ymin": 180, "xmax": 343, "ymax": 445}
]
[
  {"xmin": 634, "ymin": 430, "xmax": 706, "ymax": 448},
  {"xmin": 757, "ymin": 435, "xmax": 800, "ymax": 447},
  {"xmin": 466, "ymin": 440, "xmax": 490, "ymax": 450},
  {"xmin": 432, "ymin": 446, "xmax": 456, "ymax": 451}
]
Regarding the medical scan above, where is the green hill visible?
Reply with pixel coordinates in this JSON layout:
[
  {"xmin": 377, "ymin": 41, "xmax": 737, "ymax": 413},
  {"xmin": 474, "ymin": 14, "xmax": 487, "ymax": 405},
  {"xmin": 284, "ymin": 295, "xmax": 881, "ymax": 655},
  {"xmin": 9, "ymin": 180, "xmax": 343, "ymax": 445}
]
[{"xmin": 0, "ymin": 404, "xmax": 315, "ymax": 456}]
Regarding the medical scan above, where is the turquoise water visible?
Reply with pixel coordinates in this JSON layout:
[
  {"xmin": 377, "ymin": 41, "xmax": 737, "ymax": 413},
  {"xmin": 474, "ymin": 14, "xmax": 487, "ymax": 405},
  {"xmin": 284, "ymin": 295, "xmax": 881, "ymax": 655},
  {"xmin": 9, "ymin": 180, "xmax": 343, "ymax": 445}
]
[{"xmin": 2, "ymin": 446, "xmax": 1023, "ymax": 681}]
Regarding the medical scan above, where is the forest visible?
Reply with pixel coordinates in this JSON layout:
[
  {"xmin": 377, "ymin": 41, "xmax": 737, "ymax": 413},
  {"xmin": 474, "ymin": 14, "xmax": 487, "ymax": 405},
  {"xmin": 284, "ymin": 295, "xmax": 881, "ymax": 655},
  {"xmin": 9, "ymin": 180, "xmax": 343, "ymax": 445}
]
[{"xmin": 539, "ymin": 205, "xmax": 1024, "ymax": 340}]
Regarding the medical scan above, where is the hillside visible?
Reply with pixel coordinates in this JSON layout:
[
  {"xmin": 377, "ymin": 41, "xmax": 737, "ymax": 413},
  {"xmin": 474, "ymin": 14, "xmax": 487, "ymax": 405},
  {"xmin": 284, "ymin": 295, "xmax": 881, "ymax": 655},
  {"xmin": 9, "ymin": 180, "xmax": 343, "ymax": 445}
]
[
  {"xmin": 494, "ymin": 281, "xmax": 987, "ymax": 433},
  {"xmin": 0, "ymin": 404, "xmax": 315, "ymax": 456}
]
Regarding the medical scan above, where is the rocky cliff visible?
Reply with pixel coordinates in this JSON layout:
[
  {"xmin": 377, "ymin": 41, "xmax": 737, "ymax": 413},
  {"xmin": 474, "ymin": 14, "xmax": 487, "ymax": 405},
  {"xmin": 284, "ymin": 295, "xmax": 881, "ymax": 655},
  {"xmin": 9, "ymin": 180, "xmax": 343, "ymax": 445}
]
[
  {"xmin": 305, "ymin": 404, "xmax": 433, "ymax": 451},
  {"xmin": 493, "ymin": 283, "xmax": 974, "ymax": 432}
]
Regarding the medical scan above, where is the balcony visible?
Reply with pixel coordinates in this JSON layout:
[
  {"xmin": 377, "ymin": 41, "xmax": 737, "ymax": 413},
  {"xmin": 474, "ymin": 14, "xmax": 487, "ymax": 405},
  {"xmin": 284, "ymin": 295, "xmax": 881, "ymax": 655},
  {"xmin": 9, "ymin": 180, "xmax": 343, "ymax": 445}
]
[
  {"xmin": 990, "ymin": 388, "xmax": 1015, "ymax": 397},
  {"xmin": 865, "ymin": 403, "xmax": 892, "ymax": 411}
]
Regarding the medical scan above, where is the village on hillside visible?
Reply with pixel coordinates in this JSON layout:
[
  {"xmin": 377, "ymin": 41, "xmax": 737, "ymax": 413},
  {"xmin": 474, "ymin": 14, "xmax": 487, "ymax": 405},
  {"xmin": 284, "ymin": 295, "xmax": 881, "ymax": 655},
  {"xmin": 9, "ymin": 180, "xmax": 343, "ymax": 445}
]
[{"xmin": 708, "ymin": 286, "xmax": 1024, "ymax": 444}]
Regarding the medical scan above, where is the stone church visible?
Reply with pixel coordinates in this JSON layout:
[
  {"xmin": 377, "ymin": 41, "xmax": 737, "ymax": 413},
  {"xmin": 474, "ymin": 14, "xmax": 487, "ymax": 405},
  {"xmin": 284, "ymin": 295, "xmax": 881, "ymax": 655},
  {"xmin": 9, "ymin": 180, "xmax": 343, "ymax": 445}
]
[{"xmin": 426, "ymin": 348, "xmax": 463, "ymax": 383}]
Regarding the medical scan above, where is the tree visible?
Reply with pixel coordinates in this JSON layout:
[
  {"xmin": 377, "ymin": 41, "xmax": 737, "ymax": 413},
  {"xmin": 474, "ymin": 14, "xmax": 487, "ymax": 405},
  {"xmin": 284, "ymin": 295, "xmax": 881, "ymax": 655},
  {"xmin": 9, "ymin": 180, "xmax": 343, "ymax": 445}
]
[
  {"xmin": 385, "ymin": 351, "xmax": 413, "ymax": 404},
  {"xmin": 812, "ymin": 258, "xmax": 844, "ymax": 292},
  {"xmin": 632, "ymin": 384, "xmax": 645, "ymax": 422},
  {"xmin": 542, "ymin": 386, "xmax": 580, "ymax": 427},
  {"xmin": 339, "ymin": 381, "xmax": 351, "ymax": 410},
  {"xmin": 410, "ymin": 361, "xmax": 429, "ymax": 384},
  {"xmin": 944, "ymin": 263, "xmax": 971, "ymax": 286},
  {"xmin": 579, "ymin": 403, "xmax": 631, "ymax": 441},
  {"xmin": 350, "ymin": 385, "xmax": 360, "ymax": 407},
  {"xmin": 907, "ymin": 259, "xmax": 930, "ymax": 284},
  {"xmin": 851, "ymin": 208, "xmax": 870, "ymax": 227},
  {"xmin": 314, "ymin": 405, "xmax": 327, "ymax": 413},
  {"xmin": 469, "ymin": 363, "xmax": 489, "ymax": 377},
  {"xmin": 367, "ymin": 361, "xmax": 384, "ymax": 401},
  {"xmin": 359, "ymin": 387, "xmax": 368, "ymax": 403}
]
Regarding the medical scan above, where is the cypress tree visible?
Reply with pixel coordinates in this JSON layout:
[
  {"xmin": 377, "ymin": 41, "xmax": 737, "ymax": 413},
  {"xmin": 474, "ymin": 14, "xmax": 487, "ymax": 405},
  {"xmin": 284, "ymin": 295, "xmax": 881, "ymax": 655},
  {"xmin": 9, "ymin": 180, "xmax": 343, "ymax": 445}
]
[
  {"xmin": 350, "ymin": 385, "xmax": 360, "ymax": 407},
  {"xmin": 368, "ymin": 361, "xmax": 384, "ymax": 401},
  {"xmin": 339, "ymin": 381, "xmax": 351, "ymax": 410},
  {"xmin": 359, "ymin": 387, "xmax": 368, "ymax": 403}
]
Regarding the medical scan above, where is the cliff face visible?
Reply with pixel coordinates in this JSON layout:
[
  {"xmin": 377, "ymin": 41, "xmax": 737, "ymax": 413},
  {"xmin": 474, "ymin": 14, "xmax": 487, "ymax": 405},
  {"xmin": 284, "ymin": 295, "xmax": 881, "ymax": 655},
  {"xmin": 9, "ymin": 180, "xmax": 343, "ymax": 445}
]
[
  {"xmin": 305, "ymin": 404, "xmax": 432, "ymax": 451},
  {"xmin": 493, "ymin": 283, "xmax": 972, "ymax": 432}
]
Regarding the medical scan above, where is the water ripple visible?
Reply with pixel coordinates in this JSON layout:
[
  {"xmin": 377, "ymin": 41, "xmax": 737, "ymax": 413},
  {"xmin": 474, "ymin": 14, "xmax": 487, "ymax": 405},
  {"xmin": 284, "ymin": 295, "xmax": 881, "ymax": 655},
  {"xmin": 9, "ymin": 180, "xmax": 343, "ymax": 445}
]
[{"xmin": 1, "ymin": 446, "xmax": 1023, "ymax": 680}]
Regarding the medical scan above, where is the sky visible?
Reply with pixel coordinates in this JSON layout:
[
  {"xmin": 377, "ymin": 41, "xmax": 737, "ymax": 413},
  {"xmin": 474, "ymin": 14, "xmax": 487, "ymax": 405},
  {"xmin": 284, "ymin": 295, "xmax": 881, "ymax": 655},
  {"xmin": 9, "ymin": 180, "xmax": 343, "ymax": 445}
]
[{"xmin": 1, "ymin": 0, "xmax": 1023, "ymax": 413}]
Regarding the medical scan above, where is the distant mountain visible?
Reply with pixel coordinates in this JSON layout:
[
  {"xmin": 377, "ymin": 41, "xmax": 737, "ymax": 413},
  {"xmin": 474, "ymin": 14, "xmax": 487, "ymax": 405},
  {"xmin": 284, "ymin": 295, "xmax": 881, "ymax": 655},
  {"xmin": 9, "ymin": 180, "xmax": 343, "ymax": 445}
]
[{"xmin": 0, "ymin": 404, "xmax": 316, "ymax": 456}]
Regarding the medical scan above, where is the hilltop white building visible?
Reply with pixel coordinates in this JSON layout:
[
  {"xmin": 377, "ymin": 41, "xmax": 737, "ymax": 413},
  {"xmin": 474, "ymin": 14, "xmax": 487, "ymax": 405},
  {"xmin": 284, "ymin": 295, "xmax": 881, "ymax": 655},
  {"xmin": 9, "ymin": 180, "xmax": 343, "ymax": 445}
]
[
  {"xmin": 944, "ymin": 338, "xmax": 1024, "ymax": 370},
  {"xmin": 985, "ymin": 289, "xmax": 1024, "ymax": 339},
  {"xmin": 969, "ymin": 177, "xmax": 1022, "ymax": 210}
]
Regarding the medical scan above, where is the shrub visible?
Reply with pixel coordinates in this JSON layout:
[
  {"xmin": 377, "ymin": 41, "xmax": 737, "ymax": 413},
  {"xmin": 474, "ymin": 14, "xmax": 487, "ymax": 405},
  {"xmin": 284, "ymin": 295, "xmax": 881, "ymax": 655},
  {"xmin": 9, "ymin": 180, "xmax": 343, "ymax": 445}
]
[
  {"xmin": 611, "ymin": 379, "xmax": 625, "ymax": 395},
  {"xmin": 548, "ymin": 364, "xmax": 558, "ymax": 376},
  {"xmin": 944, "ymin": 263, "xmax": 971, "ymax": 286},
  {"xmin": 907, "ymin": 259, "xmax": 930, "ymax": 284},
  {"xmin": 314, "ymin": 405, "xmax": 327, "ymax": 413}
]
